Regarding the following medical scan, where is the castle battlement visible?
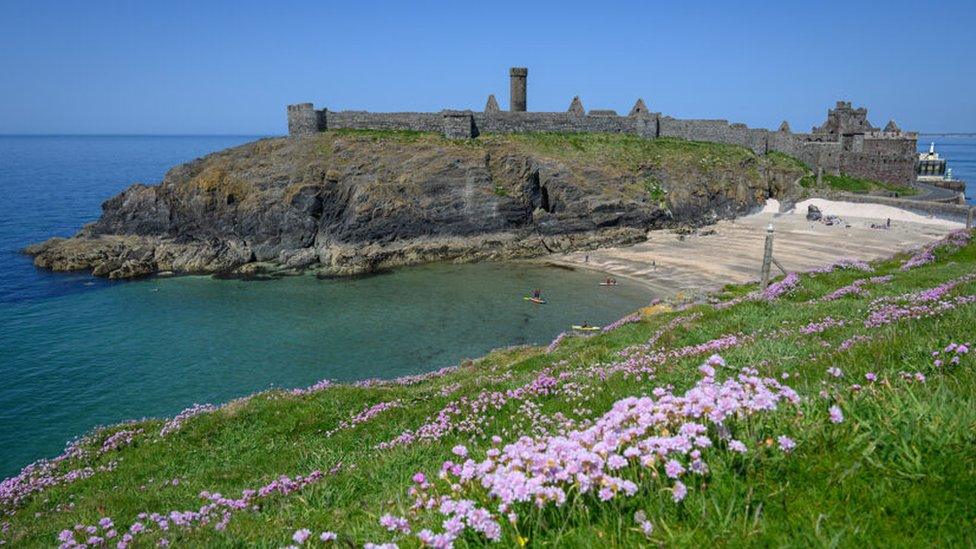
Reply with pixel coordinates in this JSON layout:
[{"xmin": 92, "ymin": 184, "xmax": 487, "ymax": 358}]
[{"xmin": 287, "ymin": 68, "xmax": 919, "ymax": 186}]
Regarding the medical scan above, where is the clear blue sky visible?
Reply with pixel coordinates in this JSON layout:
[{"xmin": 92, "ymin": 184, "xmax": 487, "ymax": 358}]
[{"xmin": 1, "ymin": 0, "xmax": 974, "ymax": 135}]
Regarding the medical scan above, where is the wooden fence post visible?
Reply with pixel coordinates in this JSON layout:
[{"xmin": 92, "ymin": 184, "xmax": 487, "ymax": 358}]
[{"xmin": 760, "ymin": 224, "xmax": 774, "ymax": 291}]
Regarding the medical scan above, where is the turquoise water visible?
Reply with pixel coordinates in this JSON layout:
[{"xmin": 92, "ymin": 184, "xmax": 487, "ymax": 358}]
[{"xmin": 0, "ymin": 136, "xmax": 652, "ymax": 478}]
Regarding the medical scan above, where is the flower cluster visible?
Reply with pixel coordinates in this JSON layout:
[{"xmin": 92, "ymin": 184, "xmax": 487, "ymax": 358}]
[
  {"xmin": 812, "ymin": 259, "xmax": 873, "ymax": 274},
  {"xmin": 385, "ymin": 357, "xmax": 798, "ymax": 547},
  {"xmin": 57, "ymin": 467, "xmax": 336, "ymax": 548},
  {"xmin": 159, "ymin": 404, "xmax": 216, "ymax": 438},
  {"xmin": 602, "ymin": 313, "xmax": 641, "ymax": 333},
  {"xmin": 932, "ymin": 342, "xmax": 970, "ymax": 368},
  {"xmin": 814, "ymin": 274, "xmax": 893, "ymax": 303},
  {"xmin": 0, "ymin": 448, "xmax": 116, "ymax": 514},
  {"xmin": 901, "ymin": 229, "xmax": 972, "ymax": 271},
  {"xmin": 355, "ymin": 366, "xmax": 459, "ymax": 389},
  {"xmin": 546, "ymin": 332, "xmax": 568, "ymax": 354},
  {"xmin": 760, "ymin": 272, "xmax": 800, "ymax": 301},
  {"xmin": 376, "ymin": 369, "xmax": 564, "ymax": 451},
  {"xmin": 799, "ymin": 317, "xmax": 845, "ymax": 335},
  {"xmin": 865, "ymin": 295, "xmax": 976, "ymax": 328},
  {"xmin": 864, "ymin": 273, "xmax": 976, "ymax": 328},
  {"xmin": 634, "ymin": 510, "xmax": 654, "ymax": 537},
  {"xmin": 99, "ymin": 429, "xmax": 143, "ymax": 454},
  {"xmin": 290, "ymin": 379, "xmax": 334, "ymax": 396},
  {"xmin": 285, "ymin": 528, "xmax": 337, "ymax": 546},
  {"xmin": 324, "ymin": 401, "xmax": 402, "ymax": 438},
  {"xmin": 714, "ymin": 274, "xmax": 801, "ymax": 310}
]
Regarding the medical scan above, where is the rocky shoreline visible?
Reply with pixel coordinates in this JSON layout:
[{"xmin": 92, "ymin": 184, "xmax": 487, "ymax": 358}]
[{"xmin": 24, "ymin": 132, "xmax": 805, "ymax": 279}]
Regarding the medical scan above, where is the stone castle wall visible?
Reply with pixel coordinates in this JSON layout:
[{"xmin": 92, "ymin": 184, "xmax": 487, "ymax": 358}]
[
  {"xmin": 657, "ymin": 117, "xmax": 769, "ymax": 154},
  {"xmin": 287, "ymin": 99, "xmax": 918, "ymax": 186}
]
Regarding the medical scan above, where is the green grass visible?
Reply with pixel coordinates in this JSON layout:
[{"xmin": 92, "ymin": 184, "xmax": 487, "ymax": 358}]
[
  {"xmin": 316, "ymin": 129, "xmax": 804, "ymax": 179},
  {"xmin": 800, "ymin": 172, "xmax": 920, "ymax": 196},
  {"xmin": 765, "ymin": 150, "xmax": 811, "ymax": 173},
  {"xmin": 497, "ymin": 133, "xmax": 760, "ymax": 174},
  {"xmin": 5, "ymin": 235, "xmax": 976, "ymax": 547}
]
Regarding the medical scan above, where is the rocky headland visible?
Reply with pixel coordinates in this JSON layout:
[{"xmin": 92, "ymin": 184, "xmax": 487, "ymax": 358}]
[{"xmin": 25, "ymin": 131, "xmax": 806, "ymax": 279}]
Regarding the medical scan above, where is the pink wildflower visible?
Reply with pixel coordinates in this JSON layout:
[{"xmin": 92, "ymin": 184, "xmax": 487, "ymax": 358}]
[
  {"xmin": 671, "ymin": 481, "xmax": 688, "ymax": 502},
  {"xmin": 828, "ymin": 405, "xmax": 844, "ymax": 424},
  {"xmin": 292, "ymin": 529, "xmax": 312, "ymax": 544},
  {"xmin": 777, "ymin": 436, "xmax": 796, "ymax": 453}
]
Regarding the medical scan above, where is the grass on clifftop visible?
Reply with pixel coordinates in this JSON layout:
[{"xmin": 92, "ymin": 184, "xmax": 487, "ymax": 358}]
[
  {"xmin": 317, "ymin": 129, "xmax": 794, "ymax": 176},
  {"xmin": 5, "ymin": 231, "xmax": 976, "ymax": 548},
  {"xmin": 800, "ymin": 172, "xmax": 920, "ymax": 196}
]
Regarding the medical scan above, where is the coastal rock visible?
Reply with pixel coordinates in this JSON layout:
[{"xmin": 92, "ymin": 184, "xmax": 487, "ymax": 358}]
[
  {"xmin": 806, "ymin": 204, "xmax": 822, "ymax": 221},
  {"xmin": 26, "ymin": 133, "xmax": 805, "ymax": 279}
]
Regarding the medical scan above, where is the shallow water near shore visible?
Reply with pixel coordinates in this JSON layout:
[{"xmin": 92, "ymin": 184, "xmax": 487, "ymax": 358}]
[
  {"xmin": 0, "ymin": 262, "xmax": 650, "ymax": 478},
  {"xmin": 0, "ymin": 133, "xmax": 654, "ymax": 479}
]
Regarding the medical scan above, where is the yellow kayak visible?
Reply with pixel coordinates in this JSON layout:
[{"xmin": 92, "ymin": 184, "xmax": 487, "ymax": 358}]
[{"xmin": 524, "ymin": 296, "xmax": 547, "ymax": 304}]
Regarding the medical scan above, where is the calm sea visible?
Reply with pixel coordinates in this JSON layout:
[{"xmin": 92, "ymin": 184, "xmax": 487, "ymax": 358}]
[
  {"xmin": 0, "ymin": 136, "xmax": 654, "ymax": 478},
  {"xmin": 918, "ymin": 135, "xmax": 976, "ymax": 205}
]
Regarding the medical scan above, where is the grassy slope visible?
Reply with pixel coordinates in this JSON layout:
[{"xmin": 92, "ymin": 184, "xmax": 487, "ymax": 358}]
[
  {"xmin": 799, "ymin": 172, "xmax": 920, "ymax": 197},
  {"xmin": 5, "ymin": 247, "xmax": 976, "ymax": 545},
  {"xmin": 318, "ymin": 129, "xmax": 790, "ymax": 178}
]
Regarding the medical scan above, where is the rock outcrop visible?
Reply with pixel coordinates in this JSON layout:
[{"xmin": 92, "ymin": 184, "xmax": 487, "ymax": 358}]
[{"xmin": 26, "ymin": 132, "xmax": 806, "ymax": 279}]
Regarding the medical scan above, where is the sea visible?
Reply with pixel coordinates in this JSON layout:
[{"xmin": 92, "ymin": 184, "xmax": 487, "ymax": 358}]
[
  {"xmin": 918, "ymin": 135, "xmax": 976, "ymax": 205},
  {"xmin": 0, "ymin": 136, "xmax": 656, "ymax": 478}
]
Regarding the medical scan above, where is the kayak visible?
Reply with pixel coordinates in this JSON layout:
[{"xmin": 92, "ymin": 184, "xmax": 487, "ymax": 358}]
[
  {"xmin": 599, "ymin": 282, "xmax": 618, "ymax": 286},
  {"xmin": 524, "ymin": 296, "xmax": 547, "ymax": 304},
  {"xmin": 572, "ymin": 325, "xmax": 601, "ymax": 331}
]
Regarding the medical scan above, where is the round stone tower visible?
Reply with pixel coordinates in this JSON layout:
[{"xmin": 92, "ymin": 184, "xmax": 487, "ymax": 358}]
[{"xmin": 509, "ymin": 67, "xmax": 528, "ymax": 112}]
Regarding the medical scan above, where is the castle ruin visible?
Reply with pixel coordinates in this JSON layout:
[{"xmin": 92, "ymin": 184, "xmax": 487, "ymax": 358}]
[{"xmin": 288, "ymin": 68, "xmax": 918, "ymax": 186}]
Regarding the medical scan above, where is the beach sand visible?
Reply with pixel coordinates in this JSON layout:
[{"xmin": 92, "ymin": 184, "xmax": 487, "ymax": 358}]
[{"xmin": 543, "ymin": 198, "xmax": 964, "ymax": 297}]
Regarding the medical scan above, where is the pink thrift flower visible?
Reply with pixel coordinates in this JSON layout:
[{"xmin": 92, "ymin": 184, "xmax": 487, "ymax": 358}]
[
  {"xmin": 671, "ymin": 481, "xmax": 688, "ymax": 502},
  {"xmin": 777, "ymin": 435, "xmax": 796, "ymax": 452},
  {"xmin": 292, "ymin": 528, "xmax": 311, "ymax": 544},
  {"xmin": 451, "ymin": 445, "xmax": 468, "ymax": 458},
  {"xmin": 828, "ymin": 405, "xmax": 844, "ymax": 424},
  {"xmin": 728, "ymin": 440, "xmax": 747, "ymax": 453},
  {"xmin": 320, "ymin": 531, "xmax": 337, "ymax": 542},
  {"xmin": 664, "ymin": 459, "xmax": 685, "ymax": 479},
  {"xmin": 865, "ymin": 372, "xmax": 877, "ymax": 382}
]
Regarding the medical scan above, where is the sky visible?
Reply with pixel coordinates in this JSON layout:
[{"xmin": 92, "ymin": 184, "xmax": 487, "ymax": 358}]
[{"xmin": 1, "ymin": 0, "xmax": 974, "ymax": 135}]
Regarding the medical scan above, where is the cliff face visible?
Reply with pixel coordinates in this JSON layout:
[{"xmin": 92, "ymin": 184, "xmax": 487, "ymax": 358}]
[{"xmin": 26, "ymin": 132, "xmax": 805, "ymax": 279}]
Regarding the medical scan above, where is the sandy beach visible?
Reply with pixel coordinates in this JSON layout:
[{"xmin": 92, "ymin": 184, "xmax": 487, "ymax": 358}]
[{"xmin": 544, "ymin": 198, "xmax": 965, "ymax": 297}]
